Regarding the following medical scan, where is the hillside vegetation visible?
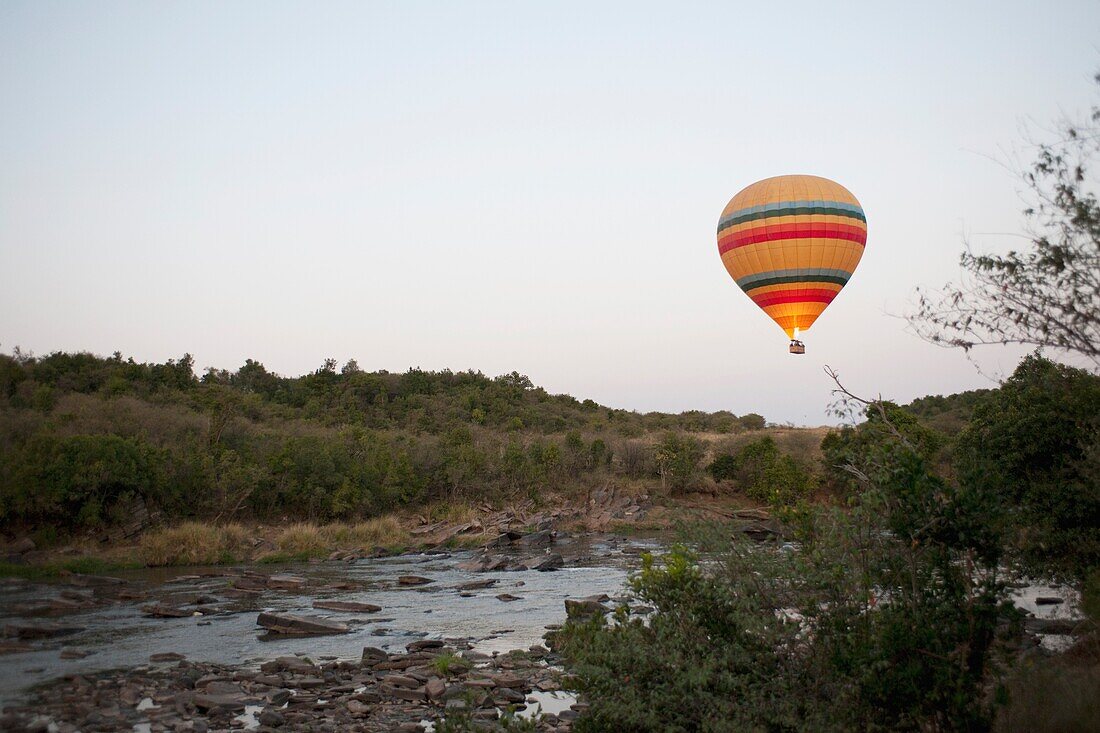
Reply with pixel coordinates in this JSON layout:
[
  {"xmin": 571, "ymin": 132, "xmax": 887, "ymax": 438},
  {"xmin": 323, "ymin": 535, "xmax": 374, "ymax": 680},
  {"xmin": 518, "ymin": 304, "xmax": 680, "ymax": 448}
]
[{"xmin": 0, "ymin": 349, "xmax": 802, "ymax": 539}]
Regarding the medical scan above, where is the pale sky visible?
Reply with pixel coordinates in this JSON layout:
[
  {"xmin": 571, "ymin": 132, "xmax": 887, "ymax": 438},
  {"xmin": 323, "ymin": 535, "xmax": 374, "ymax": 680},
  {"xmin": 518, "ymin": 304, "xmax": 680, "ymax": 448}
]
[{"xmin": 1, "ymin": 1, "xmax": 1098, "ymax": 424}]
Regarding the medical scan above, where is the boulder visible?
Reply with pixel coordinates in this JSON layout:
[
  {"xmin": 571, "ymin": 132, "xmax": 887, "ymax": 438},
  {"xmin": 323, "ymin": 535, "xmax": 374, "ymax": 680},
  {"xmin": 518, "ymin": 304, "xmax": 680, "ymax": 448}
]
[{"xmin": 256, "ymin": 612, "xmax": 349, "ymax": 636}]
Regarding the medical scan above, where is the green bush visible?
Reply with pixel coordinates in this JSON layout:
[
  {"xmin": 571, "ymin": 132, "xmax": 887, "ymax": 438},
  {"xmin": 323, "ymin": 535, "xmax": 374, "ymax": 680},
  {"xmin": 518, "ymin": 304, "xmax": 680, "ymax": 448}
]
[
  {"xmin": 955, "ymin": 354, "xmax": 1100, "ymax": 580},
  {"xmin": 709, "ymin": 437, "xmax": 815, "ymax": 507}
]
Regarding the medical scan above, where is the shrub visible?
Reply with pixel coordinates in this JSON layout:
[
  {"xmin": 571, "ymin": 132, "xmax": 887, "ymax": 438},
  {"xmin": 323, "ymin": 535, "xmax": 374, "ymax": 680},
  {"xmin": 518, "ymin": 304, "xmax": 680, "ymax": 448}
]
[{"xmin": 654, "ymin": 432, "xmax": 703, "ymax": 492}]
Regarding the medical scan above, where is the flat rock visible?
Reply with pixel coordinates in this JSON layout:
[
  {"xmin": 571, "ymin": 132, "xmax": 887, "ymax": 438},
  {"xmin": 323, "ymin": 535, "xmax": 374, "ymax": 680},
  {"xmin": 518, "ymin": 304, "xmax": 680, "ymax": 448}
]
[
  {"xmin": 312, "ymin": 600, "xmax": 382, "ymax": 613},
  {"xmin": 397, "ymin": 575, "xmax": 433, "ymax": 586},
  {"xmin": 380, "ymin": 683, "xmax": 427, "ymax": 702},
  {"xmin": 407, "ymin": 639, "xmax": 445, "ymax": 652},
  {"xmin": 141, "ymin": 603, "xmax": 194, "ymax": 618},
  {"xmin": 260, "ymin": 656, "xmax": 318, "ymax": 674},
  {"xmin": 496, "ymin": 594, "xmax": 521, "ymax": 602},
  {"xmin": 1025, "ymin": 617, "xmax": 1084, "ymax": 635},
  {"xmin": 150, "ymin": 652, "xmax": 186, "ymax": 662},
  {"xmin": 267, "ymin": 575, "xmax": 308, "ymax": 590},
  {"xmin": 256, "ymin": 612, "xmax": 349, "ymax": 636},
  {"xmin": 3, "ymin": 622, "xmax": 84, "ymax": 639},
  {"xmin": 455, "ymin": 579, "xmax": 497, "ymax": 591}
]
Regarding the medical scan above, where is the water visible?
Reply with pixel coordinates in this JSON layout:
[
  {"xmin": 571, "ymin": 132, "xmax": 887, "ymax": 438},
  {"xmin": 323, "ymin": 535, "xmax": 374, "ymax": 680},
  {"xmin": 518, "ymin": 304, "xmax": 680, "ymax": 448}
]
[{"xmin": 0, "ymin": 535, "xmax": 657, "ymax": 703}]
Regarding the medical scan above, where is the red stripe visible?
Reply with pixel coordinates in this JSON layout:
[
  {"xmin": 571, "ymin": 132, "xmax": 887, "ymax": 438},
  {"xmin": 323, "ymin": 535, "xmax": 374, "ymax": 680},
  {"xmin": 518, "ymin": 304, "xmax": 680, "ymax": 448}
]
[
  {"xmin": 718, "ymin": 224, "xmax": 867, "ymax": 254},
  {"xmin": 751, "ymin": 290, "xmax": 838, "ymax": 308}
]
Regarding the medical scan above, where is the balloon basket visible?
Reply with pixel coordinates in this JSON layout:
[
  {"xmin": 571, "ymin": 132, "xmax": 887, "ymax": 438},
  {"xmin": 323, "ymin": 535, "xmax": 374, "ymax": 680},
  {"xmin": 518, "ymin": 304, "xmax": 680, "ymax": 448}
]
[{"xmin": 788, "ymin": 340, "xmax": 806, "ymax": 355}]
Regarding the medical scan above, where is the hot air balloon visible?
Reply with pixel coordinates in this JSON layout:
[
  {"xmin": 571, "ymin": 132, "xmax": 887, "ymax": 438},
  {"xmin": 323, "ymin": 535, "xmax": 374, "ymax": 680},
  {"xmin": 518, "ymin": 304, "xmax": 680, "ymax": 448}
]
[{"xmin": 716, "ymin": 174, "xmax": 866, "ymax": 354}]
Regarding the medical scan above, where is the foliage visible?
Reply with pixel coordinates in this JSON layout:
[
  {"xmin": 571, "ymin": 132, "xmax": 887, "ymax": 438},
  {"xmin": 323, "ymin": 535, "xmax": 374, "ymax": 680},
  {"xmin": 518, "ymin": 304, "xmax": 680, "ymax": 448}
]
[
  {"xmin": 910, "ymin": 75, "xmax": 1100, "ymax": 366},
  {"xmin": 955, "ymin": 354, "xmax": 1100, "ymax": 579},
  {"xmin": 654, "ymin": 433, "xmax": 704, "ymax": 492},
  {"xmin": 561, "ymin": 405, "xmax": 1016, "ymax": 732},
  {"xmin": 709, "ymin": 437, "xmax": 815, "ymax": 507},
  {"xmin": 0, "ymin": 348, "xmax": 778, "ymax": 534}
]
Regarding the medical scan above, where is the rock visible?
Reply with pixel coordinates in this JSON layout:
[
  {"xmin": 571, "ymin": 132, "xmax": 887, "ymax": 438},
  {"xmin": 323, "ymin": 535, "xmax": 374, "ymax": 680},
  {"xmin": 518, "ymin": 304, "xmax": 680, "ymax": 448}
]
[
  {"xmin": 260, "ymin": 656, "xmax": 318, "ymax": 674},
  {"xmin": 456, "ymin": 579, "xmax": 497, "ymax": 591},
  {"xmin": 0, "ymin": 640, "xmax": 34, "ymax": 655},
  {"xmin": 496, "ymin": 594, "xmax": 521, "ymax": 602},
  {"xmin": 141, "ymin": 603, "xmax": 194, "ymax": 618},
  {"xmin": 1025, "ymin": 617, "xmax": 1084, "ymax": 635},
  {"xmin": 8, "ymin": 537, "xmax": 35, "ymax": 555},
  {"xmin": 346, "ymin": 699, "xmax": 371, "ymax": 715},
  {"xmin": 312, "ymin": 600, "xmax": 382, "ymax": 613},
  {"xmin": 380, "ymin": 683, "xmax": 427, "ymax": 702},
  {"xmin": 383, "ymin": 674, "xmax": 421, "ymax": 689},
  {"xmin": 517, "ymin": 530, "xmax": 554, "ymax": 548},
  {"xmin": 3, "ymin": 622, "xmax": 83, "ymax": 639},
  {"xmin": 258, "ymin": 709, "xmax": 285, "ymax": 726},
  {"xmin": 426, "ymin": 677, "xmax": 446, "ymax": 700},
  {"xmin": 150, "ymin": 652, "xmax": 185, "ymax": 662},
  {"xmin": 256, "ymin": 613, "xmax": 349, "ymax": 636},
  {"xmin": 361, "ymin": 647, "xmax": 390, "ymax": 666},
  {"xmin": 407, "ymin": 639, "xmax": 445, "ymax": 652},
  {"xmin": 533, "ymin": 553, "xmax": 564, "ymax": 571},
  {"xmin": 1035, "ymin": 596, "xmax": 1065, "ymax": 605},
  {"xmin": 495, "ymin": 687, "xmax": 526, "ymax": 704},
  {"xmin": 397, "ymin": 575, "xmax": 433, "ymax": 586},
  {"xmin": 565, "ymin": 598, "xmax": 609, "ymax": 620},
  {"xmin": 267, "ymin": 575, "xmax": 308, "ymax": 590},
  {"xmin": 740, "ymin": 520, "xmax": 782, "ymax": 541},
  {"xmin": 193, "ymin": 693, "xmax": 251, "ymax": 713}
]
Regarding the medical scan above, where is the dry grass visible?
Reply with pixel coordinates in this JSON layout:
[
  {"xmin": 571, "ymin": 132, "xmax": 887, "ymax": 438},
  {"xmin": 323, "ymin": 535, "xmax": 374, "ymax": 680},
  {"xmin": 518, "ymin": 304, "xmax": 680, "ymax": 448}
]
[
  {"xmin": 139, "ymin": 522, "xmax": 251, "ymax": 566},
  {"xmin": 140, "ymin": 516, "xmax": 409, "ymax": 566},
  {"xmin": 271, "ymin": 517, "xmax": 409, "ymax": 558}
]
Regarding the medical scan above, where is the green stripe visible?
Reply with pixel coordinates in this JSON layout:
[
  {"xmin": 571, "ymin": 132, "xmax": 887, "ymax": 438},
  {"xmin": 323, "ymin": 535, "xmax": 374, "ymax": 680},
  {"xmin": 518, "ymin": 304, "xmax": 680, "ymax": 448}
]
[
  {"xmin": 740, "ymin": 274, "xmax": 850, "ymax": 292},
  {"xmin": 718, "ymin": 206, "xmax": 866, "ymax": 233}
]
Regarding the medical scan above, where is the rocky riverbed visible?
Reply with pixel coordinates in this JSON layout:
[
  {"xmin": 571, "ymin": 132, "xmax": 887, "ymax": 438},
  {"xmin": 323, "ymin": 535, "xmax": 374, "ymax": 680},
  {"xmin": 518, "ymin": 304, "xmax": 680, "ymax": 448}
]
[{"xmin": 0, "ymin": 530, "xmax": 660, "ymax": 731}]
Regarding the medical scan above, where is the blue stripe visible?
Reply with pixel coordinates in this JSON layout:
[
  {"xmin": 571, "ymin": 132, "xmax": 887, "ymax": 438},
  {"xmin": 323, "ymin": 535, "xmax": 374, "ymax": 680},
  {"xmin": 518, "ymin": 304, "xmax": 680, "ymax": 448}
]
[
  {"xmin": 735, "ymin": 268, "xmax": 852, "ymax": 291},
  {"xmin": 718, "ymin": 200, "xmax": 865, "ymax": 231}
]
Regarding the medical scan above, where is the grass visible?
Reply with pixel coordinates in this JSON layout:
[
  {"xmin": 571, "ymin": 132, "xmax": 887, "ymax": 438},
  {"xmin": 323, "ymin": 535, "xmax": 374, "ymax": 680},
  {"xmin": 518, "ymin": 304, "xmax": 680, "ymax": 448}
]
[
  {"xmin": 0, "ymin": 556, "xmax": 140, "ymax": 580},
  {"xmin": 430, "ymin": 651, "xmax": 472, "ymax": 676},
  {"xmin": 139, "ymin": 518, "xmax": 410, "ymax": 566},
  {"xmin": 139, "ymin": 522, "xmax": 252, "ymax": 566}
]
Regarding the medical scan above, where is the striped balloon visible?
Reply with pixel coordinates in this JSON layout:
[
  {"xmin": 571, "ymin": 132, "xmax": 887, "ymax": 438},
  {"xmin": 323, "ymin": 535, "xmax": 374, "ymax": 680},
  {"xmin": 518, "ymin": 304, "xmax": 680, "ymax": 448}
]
[{"xmin": 716, "ymin": 174, "xmax": 866, "ymax": 340}]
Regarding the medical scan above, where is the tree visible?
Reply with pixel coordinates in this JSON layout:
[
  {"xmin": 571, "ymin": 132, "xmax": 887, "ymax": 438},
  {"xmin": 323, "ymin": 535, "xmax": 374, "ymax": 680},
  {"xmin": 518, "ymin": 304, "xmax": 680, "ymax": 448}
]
[
  {"xmin": 954, "ymin": 354, "xmax": 1100, "ymax": 580},
  {"xmin": 910, "ymin": 74, "xmax": 1100, "ymax": 368}
]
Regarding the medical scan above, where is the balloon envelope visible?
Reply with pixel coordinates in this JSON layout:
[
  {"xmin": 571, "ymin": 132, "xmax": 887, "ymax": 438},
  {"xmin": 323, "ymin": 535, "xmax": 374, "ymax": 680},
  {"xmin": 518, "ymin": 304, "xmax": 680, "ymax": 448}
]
[{"xmin": 717, "ymin": 174, "xmax": 866, "ymax": 339}]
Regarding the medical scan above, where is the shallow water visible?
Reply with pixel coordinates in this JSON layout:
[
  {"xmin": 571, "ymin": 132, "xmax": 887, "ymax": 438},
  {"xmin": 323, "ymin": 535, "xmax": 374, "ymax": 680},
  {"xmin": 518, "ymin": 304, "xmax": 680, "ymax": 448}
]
[{"xmin": 0, "ymin": 535, "xmax": 660, "ymax": 703}]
